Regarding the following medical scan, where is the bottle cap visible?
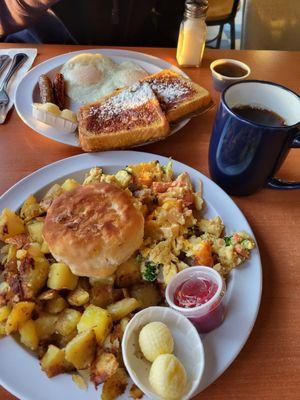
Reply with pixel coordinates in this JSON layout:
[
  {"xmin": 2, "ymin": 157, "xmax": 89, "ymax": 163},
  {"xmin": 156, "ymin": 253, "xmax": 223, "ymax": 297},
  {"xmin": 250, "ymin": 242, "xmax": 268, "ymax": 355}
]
[{"xmin": 184, "ymin": 0, "xmax": 208, "ymax": 18}]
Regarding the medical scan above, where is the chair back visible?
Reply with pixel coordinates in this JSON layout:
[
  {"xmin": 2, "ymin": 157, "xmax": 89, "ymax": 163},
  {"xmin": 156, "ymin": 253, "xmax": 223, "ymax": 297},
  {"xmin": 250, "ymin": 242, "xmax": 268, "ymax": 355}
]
[{"xmin": 241, "ymin": 0, "xmax": 300, "ymax": 50}]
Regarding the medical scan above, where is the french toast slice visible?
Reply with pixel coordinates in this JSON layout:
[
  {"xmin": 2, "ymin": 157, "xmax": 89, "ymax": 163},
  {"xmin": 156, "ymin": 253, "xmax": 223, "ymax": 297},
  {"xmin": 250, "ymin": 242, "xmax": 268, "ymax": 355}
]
[
  {"xmin": 142, "ymin": 69, "xmax": 212, "ymax": 123},
  {"xmin": 78, "ymin": 82, "xmax": 170, "ymax": 152}
]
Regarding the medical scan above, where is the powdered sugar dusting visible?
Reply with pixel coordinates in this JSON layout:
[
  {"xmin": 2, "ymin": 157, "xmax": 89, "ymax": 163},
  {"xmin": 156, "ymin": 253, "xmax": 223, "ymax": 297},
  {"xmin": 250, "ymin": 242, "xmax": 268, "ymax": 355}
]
[
  {"xmin": 88, "ymin": 82, "xmax": 156, "ymax": 120},
  {"xmin": 149, "ymin": 77, "xmax": 192, "ymax": 104}
]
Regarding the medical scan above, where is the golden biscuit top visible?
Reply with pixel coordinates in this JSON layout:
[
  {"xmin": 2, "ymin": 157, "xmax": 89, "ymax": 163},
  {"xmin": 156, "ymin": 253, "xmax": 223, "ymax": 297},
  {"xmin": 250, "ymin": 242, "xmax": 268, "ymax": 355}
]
[{"xmin": 44, "ymin": 183, "xmax": 141, "ymax": 246}]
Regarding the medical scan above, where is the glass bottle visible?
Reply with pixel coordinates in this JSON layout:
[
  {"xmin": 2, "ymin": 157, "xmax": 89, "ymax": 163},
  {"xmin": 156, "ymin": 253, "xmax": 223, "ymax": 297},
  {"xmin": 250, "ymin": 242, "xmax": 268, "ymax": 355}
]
[{"xmin": 176, "ymin": 0, "xmax": 208, "ymax": 67}]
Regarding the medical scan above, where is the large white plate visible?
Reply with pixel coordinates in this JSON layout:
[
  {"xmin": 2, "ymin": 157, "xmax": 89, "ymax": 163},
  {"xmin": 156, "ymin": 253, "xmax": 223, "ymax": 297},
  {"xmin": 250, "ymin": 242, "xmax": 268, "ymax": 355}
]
[
  {"xmin": 0, "ymin": 151, "xmax": 262, "ymax": 400},
  {"xmin": 15, "ymin": 49, "xmax": 191, "ymax": 148}
]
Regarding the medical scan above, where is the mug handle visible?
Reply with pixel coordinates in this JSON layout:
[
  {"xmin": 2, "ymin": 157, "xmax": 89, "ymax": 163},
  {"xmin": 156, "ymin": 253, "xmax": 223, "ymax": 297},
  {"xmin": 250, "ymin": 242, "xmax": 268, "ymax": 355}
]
[{"xmin": 267, "ymin": 133, "xmax": 300, "ymax": 189}]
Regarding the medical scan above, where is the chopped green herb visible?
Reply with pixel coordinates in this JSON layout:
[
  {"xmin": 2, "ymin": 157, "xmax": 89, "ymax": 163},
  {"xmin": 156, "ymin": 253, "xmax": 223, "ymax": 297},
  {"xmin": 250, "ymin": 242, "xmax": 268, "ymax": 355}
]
[
  {"xmin": 143, "ymin": 261, "xmax": 160, "ymax": 282},
  {"xmin": 224, "ymin": 236, "xmax": 232, "ymax": 246}
]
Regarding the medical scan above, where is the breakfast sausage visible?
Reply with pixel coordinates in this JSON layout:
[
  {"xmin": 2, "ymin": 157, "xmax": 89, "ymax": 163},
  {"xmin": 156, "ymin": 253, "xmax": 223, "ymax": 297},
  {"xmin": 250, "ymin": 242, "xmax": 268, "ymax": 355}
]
[
  {"xmin": 53, "ymin": 73, "xmax": 65, "ymax": 110},
  {"xmin": 38, "ymin": 74, "xmax": 54, "ymax": 103}
]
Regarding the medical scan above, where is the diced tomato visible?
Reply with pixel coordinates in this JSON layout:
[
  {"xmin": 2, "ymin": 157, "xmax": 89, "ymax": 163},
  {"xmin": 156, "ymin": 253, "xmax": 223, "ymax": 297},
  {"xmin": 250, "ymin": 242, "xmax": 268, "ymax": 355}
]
[
  {"xmin": 234, "ymin": 244, "xmax": 248, "ymax": 257},
  {"xmin": 152, "ymin": 181, "xmax": 172, "ymax": 193}
]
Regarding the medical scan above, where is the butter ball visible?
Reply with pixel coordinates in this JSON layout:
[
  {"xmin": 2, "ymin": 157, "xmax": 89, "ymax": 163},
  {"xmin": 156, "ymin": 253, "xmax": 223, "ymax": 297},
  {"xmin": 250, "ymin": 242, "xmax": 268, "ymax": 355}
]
[
  {"xmin": 149, "ymin": 354, "xmax": 187, "ymax": 400},
  {"xmin": 139, "ymin": 322, "xmax": 174, "ymax": 362}
]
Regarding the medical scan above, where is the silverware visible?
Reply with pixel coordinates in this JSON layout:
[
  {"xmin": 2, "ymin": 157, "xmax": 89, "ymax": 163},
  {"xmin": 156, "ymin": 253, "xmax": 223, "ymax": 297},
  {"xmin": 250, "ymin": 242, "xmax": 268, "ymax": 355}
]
[
  {"xmin": 0, "ymin": 53, "xmax": 28, "ymax": 124},
  {"xmin": 0, "ymin": 55, "xmax": 11, "ymax": 77}
]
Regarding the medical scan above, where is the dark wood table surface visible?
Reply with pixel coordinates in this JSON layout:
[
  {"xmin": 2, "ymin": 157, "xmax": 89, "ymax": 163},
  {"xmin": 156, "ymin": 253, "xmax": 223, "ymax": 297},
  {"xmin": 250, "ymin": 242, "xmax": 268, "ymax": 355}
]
[{"xmin": 0, "ymin": 43, "xmax": 299, "ymax": 400}]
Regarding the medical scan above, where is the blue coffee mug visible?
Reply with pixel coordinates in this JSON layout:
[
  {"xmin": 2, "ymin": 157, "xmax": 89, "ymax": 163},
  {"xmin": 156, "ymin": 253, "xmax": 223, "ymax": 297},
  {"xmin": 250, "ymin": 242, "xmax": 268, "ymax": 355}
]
[{"xmin": 209, "ymin": 80, "xmax": 300, "ymax": 196}]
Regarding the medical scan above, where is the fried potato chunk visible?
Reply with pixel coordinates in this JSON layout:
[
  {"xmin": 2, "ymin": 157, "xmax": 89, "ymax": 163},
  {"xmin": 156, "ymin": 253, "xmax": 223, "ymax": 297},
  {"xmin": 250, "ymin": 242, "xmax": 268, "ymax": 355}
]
[
  {"xmin": 101, "ymin": 368, "xmax": 128, "ymax": 400},
  {"xmin": 90, "ymin": 350, "xmax": 119, "ymax": 387},
  {"xmin": 5, "ymin": 301, "xmax": 35, "ymax": 334},
  {"xmin": 65, "ymin": 330, "xmax": 96, "ymax": 369}
]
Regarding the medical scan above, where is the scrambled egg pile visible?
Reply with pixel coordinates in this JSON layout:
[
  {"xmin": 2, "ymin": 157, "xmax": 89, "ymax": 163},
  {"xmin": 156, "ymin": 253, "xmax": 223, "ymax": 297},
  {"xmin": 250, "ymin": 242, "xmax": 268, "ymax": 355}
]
[{"xmin": 85, "ymin": 160, "xmax": 255, "ymax": 285}]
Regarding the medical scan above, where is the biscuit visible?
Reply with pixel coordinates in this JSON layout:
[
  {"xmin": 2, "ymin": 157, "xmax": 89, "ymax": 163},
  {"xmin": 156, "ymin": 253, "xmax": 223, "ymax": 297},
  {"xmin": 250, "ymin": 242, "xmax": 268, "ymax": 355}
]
[{"xmin": 43, "ymin": 183, "xmax": 144, "ymax": 278}]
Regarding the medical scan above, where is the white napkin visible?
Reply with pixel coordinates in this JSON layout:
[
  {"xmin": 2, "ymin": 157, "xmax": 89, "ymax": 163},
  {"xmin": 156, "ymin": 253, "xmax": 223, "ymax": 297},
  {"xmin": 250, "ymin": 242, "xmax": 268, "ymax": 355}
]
[{"xmin": 0, "ymin": 48, "xmax": 37, "ymax": 120}]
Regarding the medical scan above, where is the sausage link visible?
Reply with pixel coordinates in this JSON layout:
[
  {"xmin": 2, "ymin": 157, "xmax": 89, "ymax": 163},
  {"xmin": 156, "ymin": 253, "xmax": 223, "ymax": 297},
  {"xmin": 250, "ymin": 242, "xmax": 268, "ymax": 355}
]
[
  {"xmin": 53, "ymin": 73, "xmax": 65, "ymax": 110},
  {"xmin": 38, "ymin": 74, "xmax": 54, "ymax": 103}
]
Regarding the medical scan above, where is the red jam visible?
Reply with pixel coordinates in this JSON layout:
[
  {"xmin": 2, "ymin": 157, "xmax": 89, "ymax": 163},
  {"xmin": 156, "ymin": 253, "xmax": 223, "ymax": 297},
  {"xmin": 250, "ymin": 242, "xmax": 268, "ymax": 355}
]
[
  {"xmin": 174, "ymin": 277, "xmax": 218, "ymax": 308},
  {"xmin": 173, "ymin": 276, "xmax": 225, "ymax": 333}
]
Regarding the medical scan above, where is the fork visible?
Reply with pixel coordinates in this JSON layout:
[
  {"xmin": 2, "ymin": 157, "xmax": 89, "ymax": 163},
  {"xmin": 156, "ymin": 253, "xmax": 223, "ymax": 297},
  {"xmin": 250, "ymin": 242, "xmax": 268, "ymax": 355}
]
[
  {"xmin": 0, "ymin": 55, "xmax": 11, "ymax": 77},
  {"xmin": 0, "ymin": 53, "xmax": 28, "ymax": 124}
]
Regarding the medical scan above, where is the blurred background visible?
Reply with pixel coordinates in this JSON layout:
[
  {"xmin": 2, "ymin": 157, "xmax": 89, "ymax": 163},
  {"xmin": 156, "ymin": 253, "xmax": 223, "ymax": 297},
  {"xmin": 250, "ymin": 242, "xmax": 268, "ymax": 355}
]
[{"xmin": 0, "ymin": 0, "xmax": 299, "ymax": 50}]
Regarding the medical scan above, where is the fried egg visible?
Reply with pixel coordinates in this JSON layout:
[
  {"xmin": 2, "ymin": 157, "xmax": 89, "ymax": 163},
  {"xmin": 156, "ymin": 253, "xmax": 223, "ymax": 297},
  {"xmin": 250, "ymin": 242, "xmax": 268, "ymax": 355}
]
[{"xmin": 61, "ymin": 53, "xmax": 148, "ymax": 104}]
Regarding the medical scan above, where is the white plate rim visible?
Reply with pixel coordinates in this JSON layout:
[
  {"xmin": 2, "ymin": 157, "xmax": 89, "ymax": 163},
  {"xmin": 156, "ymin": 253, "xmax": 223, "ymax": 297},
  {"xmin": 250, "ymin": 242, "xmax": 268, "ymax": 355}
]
[
  {"xmin": 14, "ymin": 48, "xmax": 191, "ymax": 148},
  {"xmin": 0, "ymin": 150, "xmax": 262, "ymax": 400}
]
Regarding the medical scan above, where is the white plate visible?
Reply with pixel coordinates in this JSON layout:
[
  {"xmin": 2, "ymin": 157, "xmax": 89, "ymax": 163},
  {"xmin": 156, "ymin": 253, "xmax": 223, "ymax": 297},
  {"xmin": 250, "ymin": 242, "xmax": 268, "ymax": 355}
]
[
  {"xmin": 0, "ymin": 151, "xmax": 262, "ymax": 400},
  {"xmin": 15, "ymin": 49, "xmax": 191, "ymax": 148}
]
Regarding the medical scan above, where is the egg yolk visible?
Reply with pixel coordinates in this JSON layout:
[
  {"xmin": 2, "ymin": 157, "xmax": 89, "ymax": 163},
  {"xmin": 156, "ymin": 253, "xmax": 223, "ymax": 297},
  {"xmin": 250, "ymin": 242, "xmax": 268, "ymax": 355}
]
[{"xmin": 70, "ymin": 64, "xmax": 103, "ymax": 85}]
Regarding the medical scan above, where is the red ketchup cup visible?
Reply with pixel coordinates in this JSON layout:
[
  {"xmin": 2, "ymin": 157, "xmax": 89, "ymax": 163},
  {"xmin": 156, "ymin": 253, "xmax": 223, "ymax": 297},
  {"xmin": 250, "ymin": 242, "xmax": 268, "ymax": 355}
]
[{"xmin": 166, "ymin": 266, "xmax": 226, "ymax": 333}]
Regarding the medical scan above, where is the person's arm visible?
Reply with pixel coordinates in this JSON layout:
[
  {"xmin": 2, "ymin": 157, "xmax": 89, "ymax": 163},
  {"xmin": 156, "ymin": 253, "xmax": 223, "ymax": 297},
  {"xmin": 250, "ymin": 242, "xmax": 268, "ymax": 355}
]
[{"xmin": 0, "ymin": 0, "xmax": 60, "ymax": 36}]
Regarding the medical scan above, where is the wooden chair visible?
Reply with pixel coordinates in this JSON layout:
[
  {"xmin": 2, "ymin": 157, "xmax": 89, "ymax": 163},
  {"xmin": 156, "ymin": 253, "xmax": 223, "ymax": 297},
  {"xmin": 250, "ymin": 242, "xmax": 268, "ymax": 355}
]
[{"xmin": 206, "ymin": 0, "xmax": 240, "ymax": 49}]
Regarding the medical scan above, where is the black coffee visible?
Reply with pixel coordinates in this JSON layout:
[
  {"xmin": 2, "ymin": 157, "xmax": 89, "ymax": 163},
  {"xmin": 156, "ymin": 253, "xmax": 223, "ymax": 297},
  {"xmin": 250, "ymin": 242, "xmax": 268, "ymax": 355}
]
[
  {"xmin": 231, "ymin": 105, "xmax": 286, "ymax": 127},
  {"xmin": 214, "ymin": 63, "xmax": 247, "ymax": 78}
]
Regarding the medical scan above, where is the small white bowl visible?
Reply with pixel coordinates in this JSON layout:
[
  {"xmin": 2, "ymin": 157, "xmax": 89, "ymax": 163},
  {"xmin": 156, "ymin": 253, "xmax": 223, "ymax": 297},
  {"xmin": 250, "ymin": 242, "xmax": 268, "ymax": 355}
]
[
  {"xmin": 32, "ymin": 104, "xmax": 78, "ymax": 133},
  {"xmin": 210, "ymin": 58, "xmax": 251, "ymax": 92},
  {"xmin": 122, "ymin": 306, "xmax": 205, "ymax": 400}
]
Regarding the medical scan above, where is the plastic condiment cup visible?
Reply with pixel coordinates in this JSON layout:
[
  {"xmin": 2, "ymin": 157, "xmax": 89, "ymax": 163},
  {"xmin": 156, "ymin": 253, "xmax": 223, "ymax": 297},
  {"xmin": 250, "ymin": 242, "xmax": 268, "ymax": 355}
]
[
  {"xmin": 166, "ymin": 266, "xmax": 226, "ymax": 333},
  {"xmin": 210, "ymin": 58, "xmax": 251, "ymax": 92}
]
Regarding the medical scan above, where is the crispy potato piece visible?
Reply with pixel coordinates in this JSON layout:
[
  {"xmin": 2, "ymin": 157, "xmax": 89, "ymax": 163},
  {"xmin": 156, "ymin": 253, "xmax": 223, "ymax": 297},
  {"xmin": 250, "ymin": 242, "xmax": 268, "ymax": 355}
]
[
  {"xmin": 77, "ymin": 305, "xmax": 112, "ymax": 344},
  {"xmin": 65, "ymin": 330, "xmax": 96, "ymax": 369},
  {"xmin": 129, "ymin": 384, "xmax": 144, "ymax": 399},
  {"xmin": 83, "ymin": 167, "xmax": 103, "ymax": 185},
  {"xmin": 0, "ymin": 305, "xmax": 11, "ymax": 322},
  {"xmin": 47, "ymin": 263, "xmax": 78, "ymax": 290},
  {"xmin": 40, "ymin": 345, "xmax": 73, "ymax": 378},
  {"xmin": 0, "ymin": 208, "xmax": 25, "ymax": 241},
  {"xmin": 45, "ymin": 295, "xmax": 67, "ymax": 314},
  {"xmin": 90, "ymin": 350, "xmax": 119, "ymax": 387},
  {"xmin": 0, "ymin": 282, "xmax": 10, "ymax": 307},
  {"xmin": 130, "ymin": 283, "xmax": 161, "ymax": 309},
  {"xmin": 67, "ymin": 287, "xmax": 89, "ymax": 307},
  {"xmin": 4, "ymin": 244, "xmax": 49, "ymax": 300},
  {"xmin": 35, "ymin": 313, "xmax": 58, "ymax": 340},
  {"xmin": 20, "ymin": 195, "xmax": 43, "ymax": 222},
  {"xmin": 5, "ymin": 301, "xmax": 35, "ymax": 334},
  {"xmin": 27, "ymin": 220, "xmax": 44, "ymax": 244},
  {"xmin": 40, "ymin": 184, "xmax": 63, "ymax": 211},
  {"xmin": 101, "ymin": 367, "xmax": 128, "ymax": 400},
  {"xmin": 55, "ymin": 308, "xmax": 81, "ymax": 336},
  {"xmin": 61, "ymin": 179, "xmax": 80, "ymax": 191},
  {"xmin": 89, "ymin": 275, "xmax": 115, "ymax": 287},
  {"xmin": 90, "ymin": 285, "xmax": 123, "ymax": 308},
  {"xmin": 72, "ymin": 374, "xmax": 87, "ymax": 390},
  {"xmin": 107, "ymin": 298, "xmax": 140, "ymax": 321},
  {"xmin": 115, "ymin": 257, "xmax": 141, "ymax": 288},
  {"xmin": 38, "ymin": 289, "xmax": 57, "ymax": 301},
  {"xmin": 120, "ymin": 317, "xmax": 130, "ymax": 333},
  {"xmin": 22, "ymin": 245, "xmax": 50, "ymax": 298},
  {"xmin": 0, "ymin": 322, "xmax": 6, "ymax": 336},
  {"xmin": 40, "ymin": 241, "xmax": 50, "ymax": 254},
  {"xmin": 5, "ymin": 233, "xmax": 30, "ymax": 249},
  {"xmin": 55, "ymin": 329, "xmax": 77, "ymax": 347},
  {"xmin": 19, "ymin": 319, "xmax": 39, "ymax": 350},
  {"xmin": 115, "ymin": 170, "xmax": 132, "ymax": 188}
]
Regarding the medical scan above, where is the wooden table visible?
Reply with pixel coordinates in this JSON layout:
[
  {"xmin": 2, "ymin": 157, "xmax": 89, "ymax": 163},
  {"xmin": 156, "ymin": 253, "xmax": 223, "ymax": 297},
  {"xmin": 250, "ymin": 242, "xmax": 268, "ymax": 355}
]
[{"xmin": 0, "ymin": 43, "xmax": 299, "ymax": 400}]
